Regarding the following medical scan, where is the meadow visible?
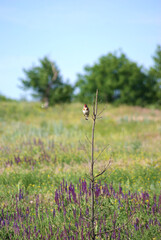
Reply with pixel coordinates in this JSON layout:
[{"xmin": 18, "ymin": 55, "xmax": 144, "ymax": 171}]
[{"xmin": 0, "ymin": 101, "xmax": 161, "ymax": 239}]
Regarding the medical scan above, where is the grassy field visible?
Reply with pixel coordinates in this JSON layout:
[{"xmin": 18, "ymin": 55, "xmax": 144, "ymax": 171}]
[{"xmin": 0, "ymin": 101, "xmax": 161, "ymax": 239}]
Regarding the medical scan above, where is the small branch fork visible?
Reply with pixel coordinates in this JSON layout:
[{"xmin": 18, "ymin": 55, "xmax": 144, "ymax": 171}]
[
  {"xmin": 94, "ymin": 144, "xmax": 110, "ymax": 163},
  {"xmin": 94, "ymin": 160, "xmax": 111, "ymax": 180}
]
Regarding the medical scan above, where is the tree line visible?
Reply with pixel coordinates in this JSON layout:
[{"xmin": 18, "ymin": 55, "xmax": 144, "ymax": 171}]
[
  {"xmin": 4, "ymin": 45, "xmax": 161, "ymax": 106},
  {"xmin": 75, "ymin": 46, "xmax": 161, "ymax": 106}
]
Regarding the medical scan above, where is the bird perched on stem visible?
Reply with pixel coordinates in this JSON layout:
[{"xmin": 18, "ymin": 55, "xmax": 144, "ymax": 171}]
[{"xmin": 83, "ymin": 104, "xmax": 90, "ymax": 120}]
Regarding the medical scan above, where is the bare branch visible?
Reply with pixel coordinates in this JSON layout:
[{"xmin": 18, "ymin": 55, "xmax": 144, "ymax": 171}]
[
  {"xmin": 97, "ymin": 172, "xmax": 112, "ymax": 182},
  {"xmin": 94, "ymin": 168, "xmax": 107, "ymax": 179},
  {"xmin": 97, "ymin": 105, "xmax": 107, "ymax": 117},
  {"xmin": 85, "ymin": 134, "xmax": 92, "ymax": 145},
  {"xmin": 94, "ymin": 161, "xmax": 111, "ymax": 180},
  {"xmin": 95, "ymin": 144, "xmax": 110, "ymax": 162}
]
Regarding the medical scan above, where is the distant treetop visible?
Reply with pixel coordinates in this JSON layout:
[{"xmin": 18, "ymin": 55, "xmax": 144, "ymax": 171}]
[
  {"xmin": 75, "ymin": 49, "xmax": 160, "ymax": 106},
  {"xmin": 20, "ymin": 57, "xmax": 73, "ymax": 106}
]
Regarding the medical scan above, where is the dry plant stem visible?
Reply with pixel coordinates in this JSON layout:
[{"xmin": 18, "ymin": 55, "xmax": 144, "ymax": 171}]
[
  {"xmin": 91, "ymin": 118, "xmax": 96, "ymax": 239},
  {"xmin": 85, "ymin": 134, "xmax": 92, "ymax": 145},
  {"xmin": 94, "ymin": 144, "xmax": 110, "ymax": 163},
  {"xmin": 88, "ymin": 91, "xmax": 138, "ymax": 239},
  {"xmin": 90, "ymin": 89, "xmax": 98, "ymax": 239},
  {"xmin": 94, "ymin": 159, "xmax": 111, "ymax": 180},
  {"xmin": 97, "ymin": 105, "xmax": 107, "ymax": 117}
]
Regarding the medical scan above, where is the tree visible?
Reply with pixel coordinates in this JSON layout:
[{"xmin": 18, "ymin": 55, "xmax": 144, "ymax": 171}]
[
  {"xmin": 75, "ymin": 51, "xmax": 158, "ymax": 106},
  {"xmin": 0, "ymin": 93, "xmax": 14, "ymax": 102},
  {"xmin": 149, "ymin": 45, "xmax": 161, "ymax": 105},
  {"xmin": 20, "ymin": 57, "xmax": 73, "ymax": 106}
]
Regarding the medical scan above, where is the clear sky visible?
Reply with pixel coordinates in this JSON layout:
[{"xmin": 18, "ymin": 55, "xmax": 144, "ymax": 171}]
[{"xmin": 0, "ymin": 0, "xmax": 161, "ymax": 100}]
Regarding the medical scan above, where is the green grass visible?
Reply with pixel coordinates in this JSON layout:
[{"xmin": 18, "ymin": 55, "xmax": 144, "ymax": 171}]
[
  {"xmin": 0, "ymin": 101, "xmax": 161, "ymax": 193},
  {"xmin": 0, "ymin": 101, "xmax": 161, "ymax": 239}
]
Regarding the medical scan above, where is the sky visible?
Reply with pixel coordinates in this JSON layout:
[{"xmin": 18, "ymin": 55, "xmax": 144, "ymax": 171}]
[{"xmin": 0, "ymin": 0, "xmax": 161, "ymax": 100}]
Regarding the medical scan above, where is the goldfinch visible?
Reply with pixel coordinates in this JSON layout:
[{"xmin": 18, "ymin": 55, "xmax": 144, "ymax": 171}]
[{"xmin": 83, "ymin": 104, "xmax": 90, "ymax": 120}]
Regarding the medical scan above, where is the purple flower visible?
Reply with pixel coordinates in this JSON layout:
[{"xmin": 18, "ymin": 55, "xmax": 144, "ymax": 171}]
[
  {"xmin": 134, "ymin": 218, "xmax": 139, "ymax": 231},
  {"xmin": 55, "ymin": 190, "xmax": 59, "ymax": 205},
  {"xmin": 19, "ymin": 189, "xmax": 23, "ymax": 200},
  {"xmin": 82, "ymin": 180, "xmax": 87, "ymax": 193},
  {"xmin": 119, "ymin": 185, "xmax": 122, "ymax": 194}
]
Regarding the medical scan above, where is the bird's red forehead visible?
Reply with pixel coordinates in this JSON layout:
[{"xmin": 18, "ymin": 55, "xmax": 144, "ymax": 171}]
[{"xmin": 84, "ymin": 104, "xmax": 87, "ymax": 107}]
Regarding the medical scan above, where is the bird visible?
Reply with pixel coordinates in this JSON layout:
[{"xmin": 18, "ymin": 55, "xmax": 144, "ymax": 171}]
[{"xmin": 83, "ymin": 104, "xmax": 90, "ymax": 120}]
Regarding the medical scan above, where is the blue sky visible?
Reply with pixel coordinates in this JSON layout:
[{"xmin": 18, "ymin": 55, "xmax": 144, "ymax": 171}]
[{"xmin": 0, "ymin": 0, "xmax": 161, "ymax": 100}]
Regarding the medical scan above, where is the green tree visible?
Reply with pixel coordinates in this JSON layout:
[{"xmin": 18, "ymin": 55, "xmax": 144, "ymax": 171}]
[
  {"xmin": 20, "ymin": 57, "xmax": 73, "ymax": 106},
  {"xmin": 0, "ymin": 93, "xmax": 14, "ymax": 102},
  {"xmin": 76, "ymin": 51, "xmax": 158, "ymax": 106},
  {"xmin": 149, "ymin": 45, "xmax": 161, "ymax": 105}
]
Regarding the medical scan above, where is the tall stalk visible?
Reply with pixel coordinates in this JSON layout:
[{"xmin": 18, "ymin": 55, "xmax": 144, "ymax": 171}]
[
  {"xmin": 86, "ymin": 90, "xmax": 134, "ymax": 238},
  {"xmin": 90, "ymin": 89, "xmax": 98, "ymax": 240}
]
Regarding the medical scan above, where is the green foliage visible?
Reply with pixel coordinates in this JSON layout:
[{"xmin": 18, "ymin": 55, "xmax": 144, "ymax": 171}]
[
  {"xmin": 0, "ymin": 94, "xmax": 15, "ymax": 102},
  {"xmin": 150, "ymin": 45, "xmax": 161, "ymax": 79},
  {"xmin": 20, "ymin": 57, "xmax": 73, "ymax": 105},
  {"xmin": 76, "ymin": 51, "xmax": 159, "ymax": 106},
  {"xmin": 149, "ymin": 45, "xmax": 161, "ymax": 105}
]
